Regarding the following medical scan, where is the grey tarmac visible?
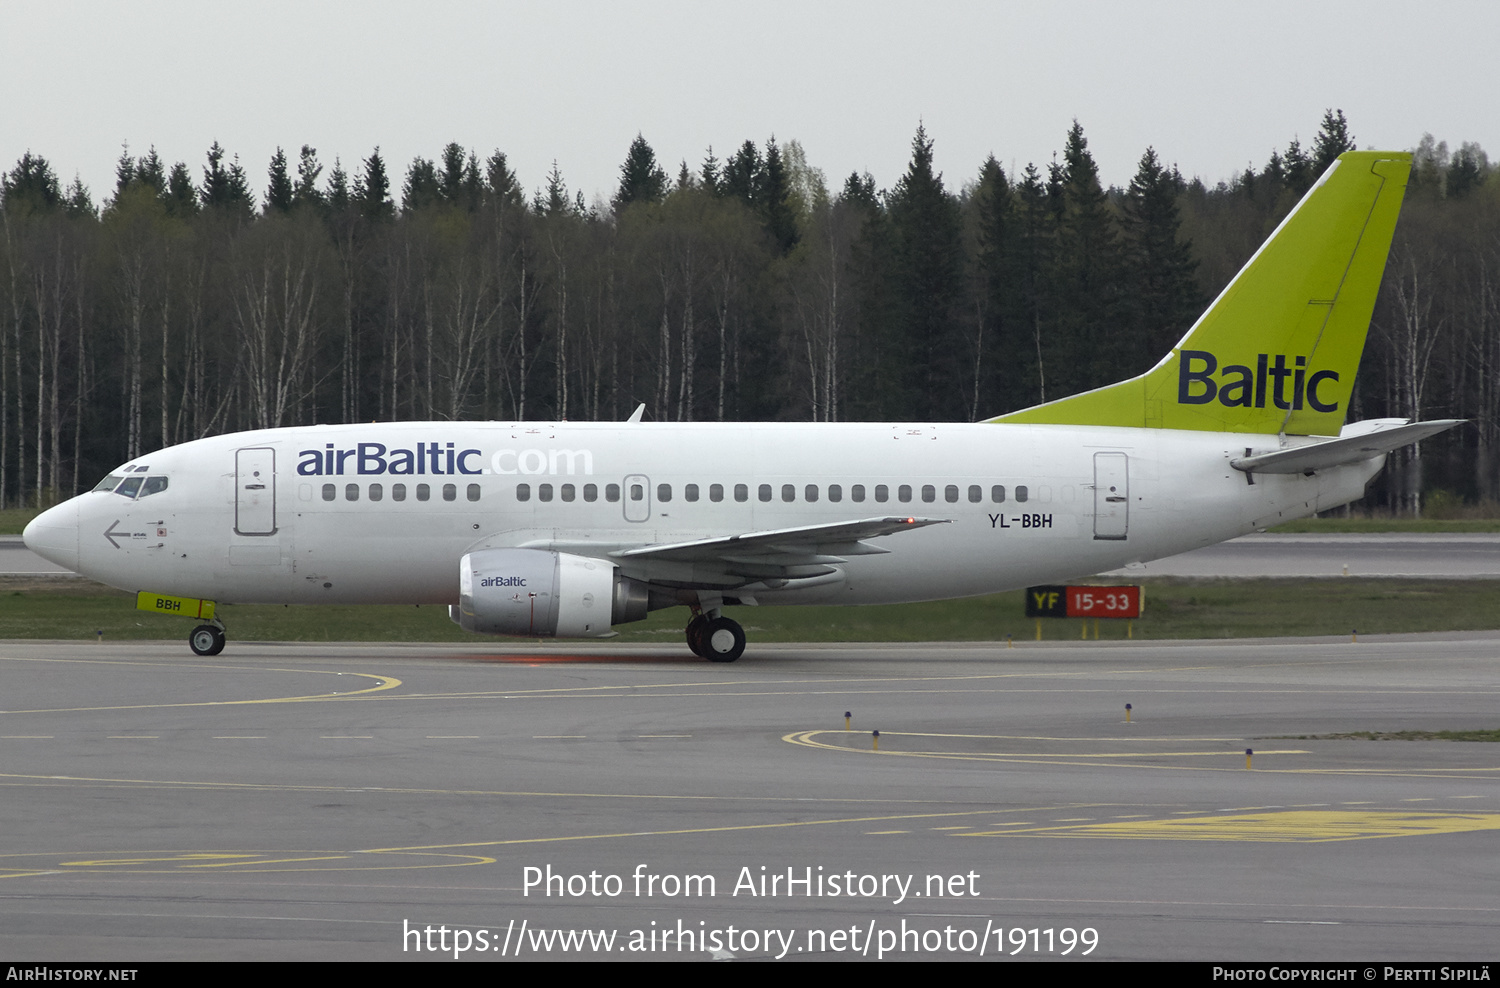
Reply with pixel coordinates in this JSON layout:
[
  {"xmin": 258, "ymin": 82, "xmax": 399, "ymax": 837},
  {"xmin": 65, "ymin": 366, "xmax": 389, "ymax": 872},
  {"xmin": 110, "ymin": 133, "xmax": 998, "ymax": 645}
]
[{"xmin": 0, "ymin": 635, "xmax": 1498, "ymax": 961}]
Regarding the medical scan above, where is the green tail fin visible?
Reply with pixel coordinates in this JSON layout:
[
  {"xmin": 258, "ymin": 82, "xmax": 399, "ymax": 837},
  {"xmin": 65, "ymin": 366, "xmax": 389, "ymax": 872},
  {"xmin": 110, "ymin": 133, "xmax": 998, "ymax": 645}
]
[{"xmin": 989, "ymin": 150, "xmax": 1411, "ymax": 435}]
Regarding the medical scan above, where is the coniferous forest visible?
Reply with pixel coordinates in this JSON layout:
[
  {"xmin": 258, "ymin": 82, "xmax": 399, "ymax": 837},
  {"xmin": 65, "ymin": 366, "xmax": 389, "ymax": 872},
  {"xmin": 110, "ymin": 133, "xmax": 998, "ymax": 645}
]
[{"xmin": 1, "ymin": 112, "xmax": 1496, "ymax": 513}]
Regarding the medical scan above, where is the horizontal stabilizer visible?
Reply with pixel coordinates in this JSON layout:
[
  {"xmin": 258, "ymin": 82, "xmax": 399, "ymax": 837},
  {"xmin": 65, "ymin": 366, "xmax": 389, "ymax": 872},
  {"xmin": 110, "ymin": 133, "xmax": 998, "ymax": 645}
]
[{"xmin": 1231, "ymin": 419, "xmax": 1463, "ymax": 475}]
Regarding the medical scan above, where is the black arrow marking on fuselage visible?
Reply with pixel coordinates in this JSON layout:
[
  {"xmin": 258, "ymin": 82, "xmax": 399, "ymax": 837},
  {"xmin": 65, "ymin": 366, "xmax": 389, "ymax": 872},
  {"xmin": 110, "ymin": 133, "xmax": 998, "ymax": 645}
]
[{"xmin": 104, "ymin": 520, "xmax": 126, "ymax": 549}]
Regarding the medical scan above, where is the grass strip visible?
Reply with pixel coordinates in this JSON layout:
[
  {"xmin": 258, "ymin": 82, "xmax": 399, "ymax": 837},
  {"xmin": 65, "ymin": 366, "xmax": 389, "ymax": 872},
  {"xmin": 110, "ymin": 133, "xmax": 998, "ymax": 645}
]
[
  {"xmin": 1280, "ymin": 730, "xmax": 1500, "ymax": 742},
  {"xmin": 2, "ymin": 576, "xmax": 1498, "ymax": 644}
]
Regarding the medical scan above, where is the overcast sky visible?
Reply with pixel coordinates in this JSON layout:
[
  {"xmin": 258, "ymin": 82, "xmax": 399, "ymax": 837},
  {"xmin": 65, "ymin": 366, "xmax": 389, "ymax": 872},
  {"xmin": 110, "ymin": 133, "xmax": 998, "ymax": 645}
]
[{"xmin": 4, "ymin": 1, "xmax": 1495, "ymax": 208}]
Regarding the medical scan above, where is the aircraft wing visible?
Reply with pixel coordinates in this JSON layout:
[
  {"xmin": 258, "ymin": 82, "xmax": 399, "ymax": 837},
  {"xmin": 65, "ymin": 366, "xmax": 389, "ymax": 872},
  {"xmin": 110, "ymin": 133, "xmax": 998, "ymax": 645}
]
[
  {"xmin": 1231, "ymin": 419, "xmax": 1464, "ymax": 475},
  {"xmin": 614, "ymin": 516, "xmax": 948, "ymax": 562},
  {"xmin": 523, "ymin": 516, "xmax": 949, "ymax": 589}
]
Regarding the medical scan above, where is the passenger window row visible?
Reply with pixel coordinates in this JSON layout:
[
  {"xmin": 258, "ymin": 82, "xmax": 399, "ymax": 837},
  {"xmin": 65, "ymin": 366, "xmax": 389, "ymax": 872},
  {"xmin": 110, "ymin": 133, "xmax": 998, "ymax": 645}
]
[
  {"xmin": 517, "ymin": 482, "xmax": 610, "ymax": 503},
  {"xmin": 321, "ymin": 482, "xmax": 480, "ymax": 503},
  {"xmin": 514, "ymin": 482, "xmax": 1031, "ymax": 504},
  {"xmin": 313, "ymin": 480, "xmax": 1034, "ymax": 507}
]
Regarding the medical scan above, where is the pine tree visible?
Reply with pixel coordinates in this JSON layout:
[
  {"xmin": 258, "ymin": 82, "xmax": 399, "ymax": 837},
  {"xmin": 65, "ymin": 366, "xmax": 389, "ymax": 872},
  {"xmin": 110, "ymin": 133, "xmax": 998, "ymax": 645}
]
[
  {"xmin": 1121, "ymin": 146, "xmax": 1199, "ymax": 368},
  {"xmin": 612, "ymin": 134, "xmax": 668, "ymax": 212},
  {"xmin": 112, "ymin": 146, "xmax": 135, "ymax": 203},
  {"xmin": 700, "ymin": 147, "xmax": 722, "ymax": 197},
  {"xmin": 1046, "ymin": 157, "xmax": 1066, "ymax": 223},
  {"xmin": 110, "ymin": 145, "xmax": 165, "ymax": 204},
  {"xmin": 761, "ymin": 137, "xmax": 799, "ymax": 255},
  {"xmin": 326, "ymin": 158, "xmax": 351, "ymax": 213},
  {"xmin": 265, "ymin": 147, "xmax": 294, "ymax": 213},
  {"xmin": 439, "ymin": 143, "xmax": 465, "ymax": 204},
  {"xmin": 63, "ymin": 176, "xmax": 95, "ymax": 218},
  {"xmin": 538, "ymin": 160, "xmax": 571, "ymax": 215},
  {"xmin": 972, "ymin": 156, "xmax": 1012, "ymax": 283},
  {"xmin": 1014, "ymin": 163, "xmax": 1053, "ymax": 404},
  {"xmin": 1284, "ymin": 137, "xmax": 1313, "ymax": 195},
  {"xmin": 2, "ymin": 154, "xmax": 62, "ymax": 214},
  {"xmin": 165, "ymin": 162, "xmax": 198, "ymax": 218},
  {"xmin": 463, "ymin": 151, "xmax": 483, "ymax": 209},
  {"xmin": 293, "ymin": 145, "xmax": 325, "ymax": 211},
  {"xmin": 969, "ymin": 155, "xmax": 1018, "ymax": 412},
  {"xmin": 355, "ymin": 148, "xmax": 394, "ymax": 221},
  {"xmin": 1236, "ymin": 166, "xmax": 1258, "ymax": 201},
  {"xmin": 402, "ymin": 157, "xmax": 440, "ymax": 212},
  {"xmin": 135, "ymin": 147, "xmax": 166, "ymax": 198},
  {"xmin": 1262, "ymin": 149, "xmax": 1286, "ymax": 194},
  {"xmin": 1053, "ymin": 121, "xmax": 1121, "ymax": 394},
  {"xmin": 229, "ymin": 156, "xmax": 252, "ymax": 213},
  {"xmin": 438, "ymin": 143, "xmax": 481, "ymax": 211},
  {"xmin": 843, "ymin": 171, "xmax": 899, "ymax": 419},
  {"xmin": 484, "ymin": 150, "xmax": 523, "ymax": 209},
  {"xmin": 840, "ymin": 171, "xmax": 877, "ymax": 210},
  {"xmin": 722, "ymin": 141, "xmax": 761, "ymax": 206},
  {"xmin": 1311, "ymin": 109, "xmax": 1355, "ymax": 176},
  {"xmin": 887, "ymin": 124, "xmax": 965, "ymax": 419},
  {"xmin": 200, "ymin": 142, "xmax": 233, "ymax": 207}
]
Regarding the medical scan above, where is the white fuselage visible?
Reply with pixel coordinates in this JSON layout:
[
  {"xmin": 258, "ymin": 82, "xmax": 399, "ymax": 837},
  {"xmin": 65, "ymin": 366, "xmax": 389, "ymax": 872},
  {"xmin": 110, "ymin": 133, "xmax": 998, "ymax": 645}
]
[{"xmin": 26, "ymin": 420, "xmax": 1379, "ymax": 609}]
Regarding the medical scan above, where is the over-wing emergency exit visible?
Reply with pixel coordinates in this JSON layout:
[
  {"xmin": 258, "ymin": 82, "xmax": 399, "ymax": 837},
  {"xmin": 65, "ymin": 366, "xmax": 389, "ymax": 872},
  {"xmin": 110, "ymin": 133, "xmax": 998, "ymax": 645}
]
[{"xmin": 23, "ymin": 151, "xmax": 1459, "ymax": 661}]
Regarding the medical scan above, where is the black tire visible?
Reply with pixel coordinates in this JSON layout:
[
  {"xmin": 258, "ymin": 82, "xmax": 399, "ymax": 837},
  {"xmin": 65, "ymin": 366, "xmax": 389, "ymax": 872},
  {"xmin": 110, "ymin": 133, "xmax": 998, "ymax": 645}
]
[
  {"xmin": 189, "ymin": 624, "xmax": 226, "ymax": 656},
  {"xmin": 702, "ymin": 616, "xmax": 745, "ymax": 663},
  {"xmin": 685, "ymin": 615, "xmax": 708, "ymax": 657}
]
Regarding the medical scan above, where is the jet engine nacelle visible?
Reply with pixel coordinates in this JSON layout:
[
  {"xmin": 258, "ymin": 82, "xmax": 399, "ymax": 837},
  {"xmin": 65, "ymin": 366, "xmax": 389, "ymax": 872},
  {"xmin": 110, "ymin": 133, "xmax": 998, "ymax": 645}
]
[{"xmin": 452, "ymin": 548, "xmax": 650, "ymax": 638}]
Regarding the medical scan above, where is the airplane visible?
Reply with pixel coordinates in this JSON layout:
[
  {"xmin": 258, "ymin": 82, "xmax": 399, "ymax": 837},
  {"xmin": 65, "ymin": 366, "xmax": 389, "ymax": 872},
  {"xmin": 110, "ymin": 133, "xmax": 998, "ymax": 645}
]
[{"xmin": 23, "ymin": 150, "xmax": 1460, "ymax": 662}]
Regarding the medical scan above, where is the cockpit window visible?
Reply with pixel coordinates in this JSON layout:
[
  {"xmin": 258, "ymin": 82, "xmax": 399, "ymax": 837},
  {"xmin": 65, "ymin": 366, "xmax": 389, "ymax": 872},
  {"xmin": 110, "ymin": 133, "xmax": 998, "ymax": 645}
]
[
  {"xmin": 138, "ymin": 476, "xmax": 168, "ymax": 498},
  {"xmin": 115, "ymin": 476, "xmax": 144, "ymax": 498},
  {"xmin": 93, "ymin": 474, "xmax": 124, "ymax": 492}
]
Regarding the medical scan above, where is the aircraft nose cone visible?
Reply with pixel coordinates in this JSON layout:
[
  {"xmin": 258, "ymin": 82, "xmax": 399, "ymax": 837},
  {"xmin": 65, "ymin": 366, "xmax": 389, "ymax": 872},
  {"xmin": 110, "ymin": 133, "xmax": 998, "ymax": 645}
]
[{"xmin": 22, "ymin": 501, "xmax": 79, "ymax": 572}]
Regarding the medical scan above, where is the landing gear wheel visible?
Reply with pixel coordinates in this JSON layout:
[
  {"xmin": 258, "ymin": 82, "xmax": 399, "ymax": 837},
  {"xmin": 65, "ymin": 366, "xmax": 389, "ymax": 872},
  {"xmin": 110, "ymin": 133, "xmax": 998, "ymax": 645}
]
[
  {"xmin": 701, "ymin": 616, "xmax": 745, "ymax": 663},
  {"xmin": 189, "ymin": 624, "xmax": 226, "ymax": 656},
  {"xmin": 685, "ymin": 615, "xmax": 708, "ymax": 657}
]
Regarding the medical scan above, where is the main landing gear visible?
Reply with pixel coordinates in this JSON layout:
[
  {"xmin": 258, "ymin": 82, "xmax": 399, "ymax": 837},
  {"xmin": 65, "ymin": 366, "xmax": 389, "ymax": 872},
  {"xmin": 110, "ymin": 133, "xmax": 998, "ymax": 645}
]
[
  {"xmin": 685, "ymin": 611, "xmax": 746, "ymax": 663},
  {"xmin": 189, "ymin": 621, "xmax": 227, "ymax": 656}
]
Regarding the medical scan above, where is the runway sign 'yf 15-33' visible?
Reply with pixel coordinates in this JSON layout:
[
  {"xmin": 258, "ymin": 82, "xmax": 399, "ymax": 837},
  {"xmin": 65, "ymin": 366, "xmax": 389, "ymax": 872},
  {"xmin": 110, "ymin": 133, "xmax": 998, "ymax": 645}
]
[{"xmin": 1026, "ymin": 585, "xmax": 1142, "ymax": 619}]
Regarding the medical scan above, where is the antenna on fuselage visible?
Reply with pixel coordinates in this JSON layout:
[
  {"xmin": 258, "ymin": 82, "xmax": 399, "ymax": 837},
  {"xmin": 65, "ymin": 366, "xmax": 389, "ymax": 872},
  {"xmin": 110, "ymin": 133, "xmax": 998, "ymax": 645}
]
[{"xmin": 626, "ymin": 403, "xmax": 646, "ymax": 423}]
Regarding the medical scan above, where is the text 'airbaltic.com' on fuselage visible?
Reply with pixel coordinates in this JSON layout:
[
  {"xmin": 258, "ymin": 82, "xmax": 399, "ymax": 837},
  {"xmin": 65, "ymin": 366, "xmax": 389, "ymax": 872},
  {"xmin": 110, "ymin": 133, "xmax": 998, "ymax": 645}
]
[{"xmin": 296, "ymin": 443, "xmax": 595, "ymax": 476}]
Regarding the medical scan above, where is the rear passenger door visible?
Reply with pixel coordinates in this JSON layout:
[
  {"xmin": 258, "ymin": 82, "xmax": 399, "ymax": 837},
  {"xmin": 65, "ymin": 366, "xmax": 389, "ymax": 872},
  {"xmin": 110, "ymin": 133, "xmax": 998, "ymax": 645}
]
[{"xmin": 1092, "ymin": 452, "xmax": 1129, "ymax": 540}]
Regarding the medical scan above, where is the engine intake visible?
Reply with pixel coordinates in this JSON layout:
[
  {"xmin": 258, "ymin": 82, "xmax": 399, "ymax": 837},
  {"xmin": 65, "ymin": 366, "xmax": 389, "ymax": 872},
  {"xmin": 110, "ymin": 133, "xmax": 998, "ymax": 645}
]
[{"xmin": 451, "ymin": 548, "xmax": 650, "ymax": 638}]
